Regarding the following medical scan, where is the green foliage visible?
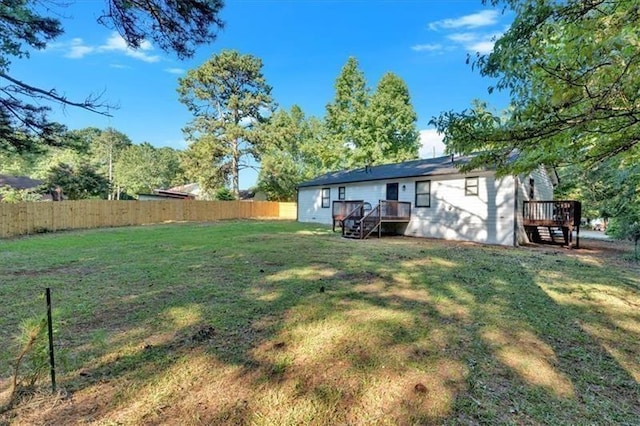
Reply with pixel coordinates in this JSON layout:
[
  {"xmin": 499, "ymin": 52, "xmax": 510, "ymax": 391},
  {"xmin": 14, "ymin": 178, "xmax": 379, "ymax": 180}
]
[
  {"xmin": 432, "ymin": 0, "xmax": 640, "ymax": 172},
  {"xmin": 214, "ymin": 187, "xmax": 235, "ymax": 201},
  {"xmin": 257, "ymin": 106, "xmax": 331, "ymax": 201},
  {"xmin": 556, "ymin": 145, "xmax": 640, "ymax": 247},
  {"xmin": 1, "ymin": 0, "xmax": 224, "ymax": 151},
  {"xmin": 44, "ymin": 163, "xmax": 109, "ymax": 200},
  {"xmin": 0, "ymin": 149, "xmax": 38, "ymax": 176},
  {"xmin": 90, "ymin": 128, "xmax": 133, "ymax": 195},
  {"xmin": 13, "ymin": 317, "xmax": 49, "ymax": 388},
  {"xmin": 0, "ymin": 186, "xmax": 42, "ymax": 203},
  {"xmin": 325, "ymin": 57, "xmax": 368, "ymax": 167},
  {"xmin": 326, "ymin": 58, "xmax": 419, "ymax": 168},
  {"xmin": 362, "ymin": 72, "xmax": 420, "ymax": 164},
  {"xmin": 114, "ymin": 143, "xmax": 184, "ymax": 196},
  {"xmin": 178, "ymin": 50, "xmax": 274, "ymax": 198},
  {"xmin": 0, "ymin": 0, "xmax": 64, "ymax": 151}
]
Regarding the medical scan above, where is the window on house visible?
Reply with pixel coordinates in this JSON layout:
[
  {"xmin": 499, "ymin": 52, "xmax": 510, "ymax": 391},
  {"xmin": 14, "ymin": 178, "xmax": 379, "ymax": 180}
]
[
  {"xmin": 465, "ymin": 177, "xmax": 479, "ymax": 196},
  {"xmin": 321, "ymin": 188, "xmax": 330, "ymax": 208},
  {"xmin": 415, "ymin": 180, "xmax": 431, "ymax": 207},
  {"xmin": 338, "ymin": 186, "xmax": 345, "ymax": 200},
  {"xmin": 529, "ymin": 178, "xmax": 535, "ymax": 199}
]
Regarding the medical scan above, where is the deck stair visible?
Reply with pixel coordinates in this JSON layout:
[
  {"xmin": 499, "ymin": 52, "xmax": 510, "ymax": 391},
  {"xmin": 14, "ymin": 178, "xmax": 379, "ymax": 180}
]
[
  {"xmin": 343, "ymin": 205, "xmax": 382, "ymax": 239},
  {"xmin": 336, "ymin": 200, "xmax": 411, "ymax": 240},
  {"xmin": 532, "ymin": 226, "xmax": 567, "ymax": 245}
]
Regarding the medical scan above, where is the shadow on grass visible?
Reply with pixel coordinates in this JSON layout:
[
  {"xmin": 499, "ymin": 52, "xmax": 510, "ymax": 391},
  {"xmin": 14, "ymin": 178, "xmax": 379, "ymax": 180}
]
[{"xmin": 2, "ymin": 223, "xmax": 639, "ymax": 424}]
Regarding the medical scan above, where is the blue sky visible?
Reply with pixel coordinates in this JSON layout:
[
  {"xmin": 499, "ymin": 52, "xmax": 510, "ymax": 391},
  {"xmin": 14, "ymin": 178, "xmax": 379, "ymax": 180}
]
[{"xmin": 12, "ymin": 1, "xmax": 512, "ymax": 188}]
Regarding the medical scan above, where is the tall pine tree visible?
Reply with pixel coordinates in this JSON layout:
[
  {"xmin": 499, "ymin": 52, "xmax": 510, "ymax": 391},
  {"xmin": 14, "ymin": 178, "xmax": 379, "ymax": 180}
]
[
  {"xmin": 325, "ymin": 57, "xmax": 368, "ymax": 168},
  {"xmin": 178, "ymin": 50, "xmax": 273, "ymax": 198},
  {"xmin": 326, "ymin": 58, "xmax": 419, "ymax": 168},
  {"xmin": 363, "ymin": 72, "xmax": 419, "ymax": 164}
]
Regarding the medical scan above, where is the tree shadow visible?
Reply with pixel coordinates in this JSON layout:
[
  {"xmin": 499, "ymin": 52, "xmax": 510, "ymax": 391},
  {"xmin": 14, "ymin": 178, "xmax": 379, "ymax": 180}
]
[{"xmin": 2, "ymin": 222, "xmax": 639, "ymax": 425}]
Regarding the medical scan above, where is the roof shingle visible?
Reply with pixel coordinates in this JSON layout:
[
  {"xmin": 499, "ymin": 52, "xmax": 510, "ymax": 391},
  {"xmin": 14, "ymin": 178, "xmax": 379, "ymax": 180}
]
[{"xmin": 298, "ymin": 155, "xmax": 473, "ymax": 188}]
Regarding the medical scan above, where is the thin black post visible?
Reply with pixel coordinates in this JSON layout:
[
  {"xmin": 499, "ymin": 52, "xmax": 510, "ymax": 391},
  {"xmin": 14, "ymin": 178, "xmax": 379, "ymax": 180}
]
[{"xmin": 45, "ymin": 288, "xmax": 56, "ymax": 393}]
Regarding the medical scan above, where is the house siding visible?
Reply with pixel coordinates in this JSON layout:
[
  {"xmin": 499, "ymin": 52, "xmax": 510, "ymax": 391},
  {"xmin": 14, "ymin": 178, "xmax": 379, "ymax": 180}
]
[
  {"xmin": 297, "ymin": 187, "xmax": 335, "ymax": 224},
  {"xmin": 405, "ymin": 173, "xmax": 516, "ymax": 246},
  {"xmin": 298, "ymin": 171, "xmax": 520, "ymax": 246}
]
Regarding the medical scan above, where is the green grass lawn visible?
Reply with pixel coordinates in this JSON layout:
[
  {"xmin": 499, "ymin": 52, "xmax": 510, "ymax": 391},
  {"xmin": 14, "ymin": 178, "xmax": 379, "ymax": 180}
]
[{"xmin": 1, "ymin": 220, "xmax": 639, "ymax": 425}]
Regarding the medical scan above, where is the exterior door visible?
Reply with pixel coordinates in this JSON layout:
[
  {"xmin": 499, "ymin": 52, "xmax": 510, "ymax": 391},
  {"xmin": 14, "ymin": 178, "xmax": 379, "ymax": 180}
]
[
  {"xmin": 386, "ymin": 183, "xmax": 399, "ymax": 217},
  {"xmin": 386, "ymin": 183, "xmax": 399, "ymax": 201}
]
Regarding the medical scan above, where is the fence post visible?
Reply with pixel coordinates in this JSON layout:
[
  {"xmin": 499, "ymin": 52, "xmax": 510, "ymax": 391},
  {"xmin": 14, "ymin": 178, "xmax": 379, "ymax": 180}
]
[{"xmin": 45, "ymin": 288, "xmax": 56, "ymax": 393}]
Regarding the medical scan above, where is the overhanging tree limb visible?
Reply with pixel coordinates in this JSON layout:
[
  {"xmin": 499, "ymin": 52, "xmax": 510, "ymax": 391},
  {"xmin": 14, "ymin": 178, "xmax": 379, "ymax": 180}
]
[{"xmin": 1, "ymin": 71, "xmax": 113, "ymax": 115}]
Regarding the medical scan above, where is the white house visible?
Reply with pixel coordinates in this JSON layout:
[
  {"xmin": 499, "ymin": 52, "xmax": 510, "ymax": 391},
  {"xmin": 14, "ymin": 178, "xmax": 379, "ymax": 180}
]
[{"xmin": 297, "ymin": 155, "xmax": 560, "ymax": 246}]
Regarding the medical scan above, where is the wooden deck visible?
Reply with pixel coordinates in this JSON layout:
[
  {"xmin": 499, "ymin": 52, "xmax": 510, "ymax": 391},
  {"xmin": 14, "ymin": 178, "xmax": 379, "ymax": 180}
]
[
  {"xmin": 334, "ymin": 200, "xmax": 411, "ymax": 239},
  {"xmin": 523, "ymin": 200, "xmax": 582, "ymax": 247}
]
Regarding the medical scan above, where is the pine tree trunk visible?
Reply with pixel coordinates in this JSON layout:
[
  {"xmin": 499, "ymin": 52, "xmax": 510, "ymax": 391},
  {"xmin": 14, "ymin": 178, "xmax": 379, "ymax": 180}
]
[{"xmin": 232, "ymin": 138, "xmax": 239, "ymax": 199}]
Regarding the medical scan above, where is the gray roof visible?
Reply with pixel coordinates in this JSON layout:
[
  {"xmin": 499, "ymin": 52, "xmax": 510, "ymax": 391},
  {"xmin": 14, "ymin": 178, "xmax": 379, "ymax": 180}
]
[
  {"xmin": 0, "ymin": 175, "xmax": 43, "ymax": 190},
  {"xmin": 298, "ymin": 155, "xmax": 477, "ymax": 188}
]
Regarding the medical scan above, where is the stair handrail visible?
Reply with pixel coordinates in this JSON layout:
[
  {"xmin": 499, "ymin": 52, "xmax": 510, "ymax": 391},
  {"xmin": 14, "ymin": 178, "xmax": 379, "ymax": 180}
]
[
  {"xmin": 341, "ymin": 202, "xmax": 365, "ymax": 237},
  {"xmin": 360, "ymin": 202, "xmax": 382, "ymax": 239}
]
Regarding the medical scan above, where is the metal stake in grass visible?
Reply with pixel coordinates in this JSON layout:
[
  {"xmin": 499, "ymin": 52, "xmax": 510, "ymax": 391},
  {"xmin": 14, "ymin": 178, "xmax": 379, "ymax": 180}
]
[{"xmin": 45, "ymin": 288, "xmax": 56, "ymax": 393}]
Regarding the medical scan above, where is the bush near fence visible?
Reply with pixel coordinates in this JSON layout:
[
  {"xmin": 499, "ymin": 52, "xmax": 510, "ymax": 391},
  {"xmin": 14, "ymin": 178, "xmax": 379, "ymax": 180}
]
[{"xmin": 0, "ymin": 200, "xmax": 297, "ymax": 239}]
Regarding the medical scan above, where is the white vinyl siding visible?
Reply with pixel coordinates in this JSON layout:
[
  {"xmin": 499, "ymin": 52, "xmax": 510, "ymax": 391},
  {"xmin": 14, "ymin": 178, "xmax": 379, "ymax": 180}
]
[
  {"xmin": 297, "ymin": 188, "xmax": 334, "ymax": 224},
  {"xmin": 299, "ymin": 172, "xmax": 519, "ymax": 246},
  {"xmin": 405, "ymin": 174, "xmax": 516, "ymax": 246}
]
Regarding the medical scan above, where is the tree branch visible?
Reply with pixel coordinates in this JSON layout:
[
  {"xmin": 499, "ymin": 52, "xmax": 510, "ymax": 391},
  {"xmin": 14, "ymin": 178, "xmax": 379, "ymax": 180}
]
[{"xmin": 0, "ymin": 71, "xmax": 114, "ymax": 115}]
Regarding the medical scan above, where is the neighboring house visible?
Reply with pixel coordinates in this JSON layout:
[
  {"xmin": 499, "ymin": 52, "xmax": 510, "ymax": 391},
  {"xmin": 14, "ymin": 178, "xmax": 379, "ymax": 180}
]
[
  {"xmin": 138, "ymin": 184, "xmax": 267, "ymax": 201},
  {"xmin": 168, "ymin": 183, "xmax": 202, "ymax": 198},
  {"xmin": 0, "ymin": 175, "xmax": 43, "ymax": 191},
  {"xmin": 0, "ymin": 175, "xmax": 63, "ymax": 201},
  {"xmin": 137, "ymin": 189, "xmax": 195, "ymax": 200},
  {"xmin": 138, "ymin": 183, "xmax": 200, "ymax": 200},
  {"xmin": 239, "ymin": 189, "xmax": 268, "ymax": 201},
  {"xmin": 297, "ymin": 155, "xmax": 580, "ymax": 247}
]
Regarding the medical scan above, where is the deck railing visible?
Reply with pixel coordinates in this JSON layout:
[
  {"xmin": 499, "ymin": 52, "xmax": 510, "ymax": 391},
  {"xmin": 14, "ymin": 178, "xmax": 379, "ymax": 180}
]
[
  {"xmin": 379, "ymin": 200, "xmax": 412, "ymax": 220},
  {"xmin": 341, "ymin": 201, "xmax": 369, "ymax": 237},
  {"xmin": 335, "ymin": 199, "xmax": 411, "ymax": 237},
  {"xmin": 332, "ymin": 200, "xmax": 365, "ymax": 231},
  {"xmin": 523, "ymin": 200, "xmax": 581, "ymax": 227}
]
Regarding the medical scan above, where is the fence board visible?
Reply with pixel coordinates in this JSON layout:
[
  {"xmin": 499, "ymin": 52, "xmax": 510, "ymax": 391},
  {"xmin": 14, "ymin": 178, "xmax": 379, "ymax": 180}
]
[{"xmin": 0, "ymin": 200, "xmax": 298, "ymax": 238}]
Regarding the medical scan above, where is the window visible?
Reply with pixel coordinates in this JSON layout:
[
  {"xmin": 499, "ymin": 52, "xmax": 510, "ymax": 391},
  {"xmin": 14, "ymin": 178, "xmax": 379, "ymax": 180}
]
[
  {"xmin": 529, "ymin": 178, "xmax": 535, "ymax": 199},
  {"xmin": 338, "ymin": 186, "xmax": 345, "ymax": 200},
  {"xmin": 321, "ymin": 188, "xmax": 330, "ymax": 208},
  {"xmin": 415, "ymin": 180, "xmax": 431, "ymax": 207},
  {"xmin": 465, "ymin": 177, "xmax": 479, "ymax": 196}
]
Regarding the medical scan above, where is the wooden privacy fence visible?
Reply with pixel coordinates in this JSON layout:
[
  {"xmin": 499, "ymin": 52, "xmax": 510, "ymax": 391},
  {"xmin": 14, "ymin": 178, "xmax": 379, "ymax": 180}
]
[{"xmin": 0, "ymin": 200, "xmax": 297, "ymax": 239}]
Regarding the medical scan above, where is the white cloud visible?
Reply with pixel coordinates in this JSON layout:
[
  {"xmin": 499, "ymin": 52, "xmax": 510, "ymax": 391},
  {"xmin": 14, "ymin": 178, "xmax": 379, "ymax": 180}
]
[
  {"xmin": 447, "ymin": 32, "xmax": 477, "ymax": 43},
  {"xmin": 429, "ymin": 10, "xmax": 499, "ymax": 31},
  {"xmin": 164, "ymin": 67, "xmax": 186, "ymax": 75},
  {"xmin": 53, "ymin": 33, "xmax": 162, "ymax": 63},
  {"xmin": 468, "ymin": 40, "xmax": 496, "ymax": 55},
  {"xmin": 414, "ymin": 10, "xmax": 504, "ymax": 55},
  {"xmin": 418, "ymin": 129, "xmax": 446, "ymax": 159},
  {"xmin": 98, "ymin": 33, "xmax": 161, "ymax": 63},
  {"xmin": 447, "ymin": 31, "xmax": 502, "ymax": 54},
  {"xmin": 411, "ymin": 43, "xmax": 443, "ymax": 52},
  {"xmin": 64, "ymin": 38, "xmax": 94, "ymax": 58}
]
